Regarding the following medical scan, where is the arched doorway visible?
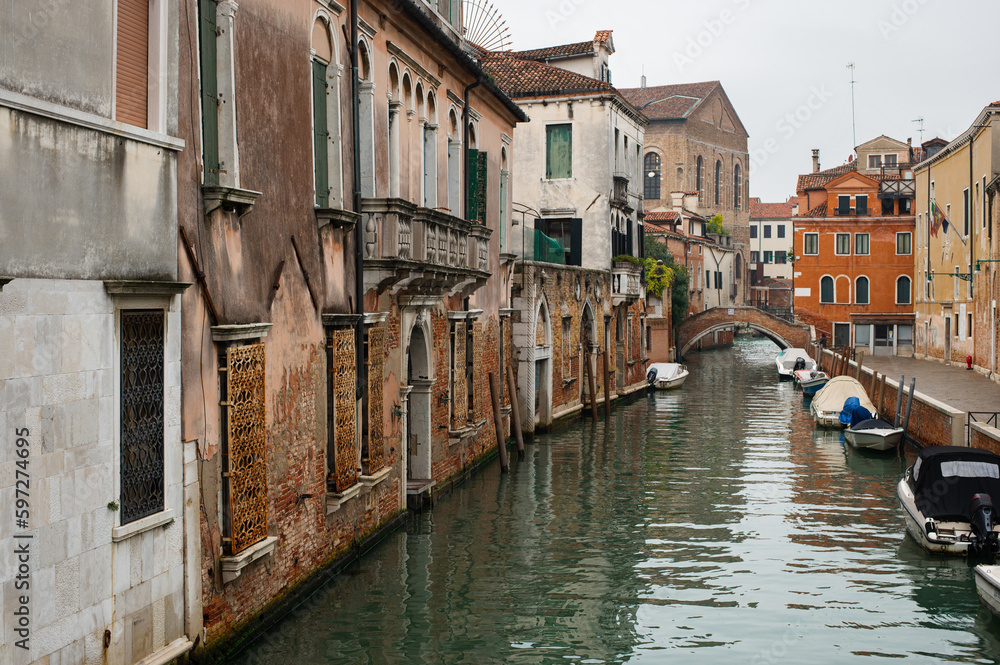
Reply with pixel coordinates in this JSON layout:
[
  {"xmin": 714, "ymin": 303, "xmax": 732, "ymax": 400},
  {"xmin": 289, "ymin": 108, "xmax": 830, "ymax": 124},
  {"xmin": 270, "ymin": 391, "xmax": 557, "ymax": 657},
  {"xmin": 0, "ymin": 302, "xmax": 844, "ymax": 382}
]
[
  {"xmin": 534, "ymin": 299, "xmax": 552, "ymax": 427},
  {"xmin": 406, "ymin": 323, "xmax": 432, "ymax": 482},
  {"xmin": 580, "ymin": 301, "xmax": 597, "ymax": 404}
]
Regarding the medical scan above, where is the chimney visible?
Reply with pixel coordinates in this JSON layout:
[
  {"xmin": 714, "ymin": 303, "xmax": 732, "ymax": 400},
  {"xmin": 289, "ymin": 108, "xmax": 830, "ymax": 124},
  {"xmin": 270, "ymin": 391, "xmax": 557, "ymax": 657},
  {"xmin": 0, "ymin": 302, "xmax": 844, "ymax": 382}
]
[
  {"xmin": 670, "ymin": 191, "xmax": 684, "ymax": 211},
  {"xmin": 811, "ymin": 149, "xmax": 820, "ymax": 173},
  {"xmin": 640, "ymin": 74, "xmax": 646, "ymax": 89}
]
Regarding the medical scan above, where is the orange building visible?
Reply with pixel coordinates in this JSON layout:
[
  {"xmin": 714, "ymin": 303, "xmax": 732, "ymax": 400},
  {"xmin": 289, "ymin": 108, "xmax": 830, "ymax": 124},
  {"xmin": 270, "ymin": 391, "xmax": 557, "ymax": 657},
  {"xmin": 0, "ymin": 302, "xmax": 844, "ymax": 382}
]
[{"xmin": 794, "ymin": 148, "xmax": 916, "ymax": 354}]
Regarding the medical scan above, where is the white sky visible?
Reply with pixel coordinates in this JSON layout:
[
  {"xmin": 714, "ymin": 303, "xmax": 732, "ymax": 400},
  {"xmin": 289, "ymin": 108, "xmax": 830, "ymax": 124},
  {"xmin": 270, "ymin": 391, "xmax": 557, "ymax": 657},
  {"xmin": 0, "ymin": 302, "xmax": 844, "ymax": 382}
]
[{"xmin": 486, "ymin": 0, "xmax": 1000, "ymax": 203}]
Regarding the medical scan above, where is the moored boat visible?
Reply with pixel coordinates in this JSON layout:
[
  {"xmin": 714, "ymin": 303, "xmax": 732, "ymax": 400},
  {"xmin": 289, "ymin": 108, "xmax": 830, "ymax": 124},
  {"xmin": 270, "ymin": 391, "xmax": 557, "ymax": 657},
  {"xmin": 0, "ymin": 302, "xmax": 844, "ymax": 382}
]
[
  {"xmin": 974, "ymin": 565, "xmax": 1000, "ymax": 618},
  {"xmin": 775, "ymin": 348, "xmax": 816, "ymax": 380},
  {"xmin": 646, "ymin": 362, "xmax": 689, "ymax": 390},
  {"xmin": 794, "ymin": 369, "xmax": 829, "ymax": 397},
  {"xmin": 897, "ymin": 446, "xmax": 1000, "ymax": 556},
  {"xmin": 844, "ymin": 418, "xmax": 904, "ymax": 451},
  {"xmin": 810, "ymin": 376, "xmax": 874, "ymax": 428}
]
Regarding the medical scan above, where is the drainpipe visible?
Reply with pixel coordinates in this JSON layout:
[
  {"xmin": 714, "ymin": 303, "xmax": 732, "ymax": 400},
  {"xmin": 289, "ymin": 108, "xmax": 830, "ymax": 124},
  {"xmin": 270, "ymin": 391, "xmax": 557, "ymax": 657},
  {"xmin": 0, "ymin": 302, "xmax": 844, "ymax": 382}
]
[
  {"xmin": 352, "ymin": 0, "xmax": 366, "ymax": 399},
  {"xmin": 463, "ymin": 79, "xmax": 482, "ymax": 221}
]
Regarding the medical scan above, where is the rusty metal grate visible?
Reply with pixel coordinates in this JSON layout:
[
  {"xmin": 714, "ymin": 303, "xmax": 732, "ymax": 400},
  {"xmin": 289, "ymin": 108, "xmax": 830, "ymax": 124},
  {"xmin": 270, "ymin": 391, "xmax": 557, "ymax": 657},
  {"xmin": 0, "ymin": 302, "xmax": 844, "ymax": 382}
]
[
  {"xmin": 452, "ymin": 321, "xmax": 467, "ymax": 429},
  {"xmin": 332, "ymin": 329, "xmax": 357, "ymax": 491},
  {"xmin": 226, "ymin": 343, "xmax": 268, "ymax": 554},
  {"xmin": 365, "ymin": 327, "xmax": 386, "ymax": 475},
  {"xmin": 120, "ymin": 310, "xmax": 165, "ymax": 525}
]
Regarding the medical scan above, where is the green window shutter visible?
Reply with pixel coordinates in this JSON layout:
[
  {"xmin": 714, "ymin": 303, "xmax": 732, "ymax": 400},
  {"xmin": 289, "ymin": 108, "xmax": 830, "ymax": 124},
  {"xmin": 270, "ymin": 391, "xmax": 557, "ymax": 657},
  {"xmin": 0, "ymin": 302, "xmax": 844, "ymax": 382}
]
[
  {"xmin": 476, "ymin": 151, "xmax": 488, "ymax": 224},
  {"xmin": 546, "ymin": 124, "xmax": 572, "ymax": 179},
  {"xmin": 466, "ymin": 148, "xmax": 479, "ymax": 221},
  {"xmin": 313, "ymin": 60, "xmax": 329, "ymax": 207},
  {"xmin": 198, "ymin": 0, "xmax": 220, "ymax": 186}
]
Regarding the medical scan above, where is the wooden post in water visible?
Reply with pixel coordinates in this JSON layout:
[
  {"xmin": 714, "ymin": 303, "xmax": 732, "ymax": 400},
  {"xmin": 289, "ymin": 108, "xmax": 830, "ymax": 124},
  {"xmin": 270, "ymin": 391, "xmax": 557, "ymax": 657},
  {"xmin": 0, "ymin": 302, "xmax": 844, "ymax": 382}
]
[
  {"xmin": 855, "ymin": 351, "xmax": 864, "ymax": 381},
  {"xmin": 894, "ymin": 375, "xmax": 905, "ymax": 427},
  {"xmin": 587, "ymin": 352, "xmax": 599, "ymax": 422},
  {"xmin": 879, "ymin": 372, "xmax": 888, "ymax": 417},
  {"xmin": 602, "ymin": 350, "xmax": 611, "ymax": 418},
  {"xmin": 872, "ymin": 372, "xmax": 882, "ymax": 414},
  {"xmin": 505, "ymin": 365, "xmax": 525, "ymax": 458},
  {"xmin": 489, "ymin": 372, "xmax": 509, "ymax": 473},
  {"xmin": 902, "ymin": 378, "xmax": 916, "ymax": 437}
]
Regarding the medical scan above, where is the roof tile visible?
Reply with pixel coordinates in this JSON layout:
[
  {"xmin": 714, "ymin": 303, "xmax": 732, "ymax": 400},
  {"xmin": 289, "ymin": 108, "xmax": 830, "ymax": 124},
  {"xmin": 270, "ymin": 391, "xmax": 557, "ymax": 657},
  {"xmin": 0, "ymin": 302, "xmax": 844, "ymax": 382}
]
[{"xmin": 619, "ymin": 82, "xmax": 719, "ymax": 120}]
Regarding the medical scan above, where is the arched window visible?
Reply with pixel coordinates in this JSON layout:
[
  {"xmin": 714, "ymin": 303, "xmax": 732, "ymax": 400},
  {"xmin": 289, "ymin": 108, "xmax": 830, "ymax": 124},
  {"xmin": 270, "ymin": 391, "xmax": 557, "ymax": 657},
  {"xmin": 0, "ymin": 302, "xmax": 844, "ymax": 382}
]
[
  {"xmin": 358, "ymin": 39, "xmax": 375, "ymax": 197},
  {"xmin": 311, "ymin": 16, "xmax": 342, "ymax": 207},
  {"xmin": 644, "ymin": 152, "xmax": 661, "ymax": 200},
  {"xmin": 856, "ymin": 276, "xmax": 869, "ymax": 304},
  {"xmin": 733, "ymin": 164, "xmax": 742, "ymax": 210},
  {"xmin": 896, "ymin": 276, "xmax": 911, "ymax": 304},
  {"xmin": 714, "ymin": 160, "xmax": 722, "ymax": 205},
  {"xmin": 696, "ymin": 156, "xmax": 703, "ymax": 200},
  {"xmin": 820, "ymin": 276, "xmax": 834, "ymax": 303}
]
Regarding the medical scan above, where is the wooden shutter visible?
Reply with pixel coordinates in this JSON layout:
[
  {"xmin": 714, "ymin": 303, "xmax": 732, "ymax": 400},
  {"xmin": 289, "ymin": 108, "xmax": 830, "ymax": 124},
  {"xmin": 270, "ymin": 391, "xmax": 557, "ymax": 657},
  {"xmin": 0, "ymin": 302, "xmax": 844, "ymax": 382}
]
[
  {"xmin": 313, "ymin": 60, "xmax": 330, "ymax": 207},
  {"xmin": 546, "ymin": 125, "xmax": 572, "ymax": 179},
  {"xmin": 198, "ymin": 0, "xmax": 220, "ymax": 185},
  {"xmin": 466, "ymin": 148, "xmax": 479, "ymax": 221},
  {"xmin": 475, "ymin": 151, "xmax": 488, "ymax": 224},
  {"xmin": 569, "ymin": 218, "xmax": 582, "ymax": 266},
  {"xmin": 116, "ymin": 0, "xmax": 149, "ymax": 128}
]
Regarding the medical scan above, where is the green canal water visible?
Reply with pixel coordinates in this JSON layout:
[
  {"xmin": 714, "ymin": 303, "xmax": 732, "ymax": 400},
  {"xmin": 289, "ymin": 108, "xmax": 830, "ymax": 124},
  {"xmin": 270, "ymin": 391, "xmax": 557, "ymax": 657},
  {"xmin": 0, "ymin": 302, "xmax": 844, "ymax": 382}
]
[{"xmin": 229, "ymin": 338, "xmax": 1000, "ymax": 664}]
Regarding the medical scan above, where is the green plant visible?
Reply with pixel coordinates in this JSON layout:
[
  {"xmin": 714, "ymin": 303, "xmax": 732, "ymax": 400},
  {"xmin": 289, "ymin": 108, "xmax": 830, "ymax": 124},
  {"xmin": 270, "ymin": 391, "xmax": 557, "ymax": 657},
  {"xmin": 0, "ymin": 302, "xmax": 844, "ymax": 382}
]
[
  {"xmin": 786, "ymin": 249, "xmax": 795, "ymax": 263},
  {"xmin": 611, "ymin": 254, "xmax": 644, "ymax": 266},
  {"xmin": 644, "ymin": 236, "xmax": 690, "ymax": 327},
  {"xmin": 643, "ymin": 258, "xmax": 674, "ymax": 299},
  {"xmin": 707, "ymin": 214, "xmax": 729, "ymax": 236}
]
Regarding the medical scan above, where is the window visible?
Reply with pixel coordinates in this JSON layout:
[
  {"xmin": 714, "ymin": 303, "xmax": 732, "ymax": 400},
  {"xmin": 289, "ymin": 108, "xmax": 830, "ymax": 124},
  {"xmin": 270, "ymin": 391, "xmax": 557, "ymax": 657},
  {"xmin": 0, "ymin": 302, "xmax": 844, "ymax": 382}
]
[
  {"xmin": 856, "ymin": 276, "xmax": 869, "ymax": 304},
  {"xmin": 885, "ymin": 154, "xmax": 897, "ymax": 167},
  {"xmin": 775, "ymin": 252, "xmax": 787, "ymax": 264},
  {"xmin": 898, "ymin": 324, "xmax": 912, "ymax": 345},
  {"xmin": 835, "ymin": 233, "xmax": 851, "ymax": 255},
  {"xmin": 715, "ymin": 160, "xmax": 722, "ymax": 205},
  {"xmin": 120, "ymin": 310, "xmax": 165, "ymax": 524},
  {"xmin": 803, "ymin": 233, "xmax": 818, "ymax": 255},
  {"xmin": 644, "ymin": 152, "xmax": 661, "ymax": 200},
  {"xmin": 198, "ymin": 0, "xmax": 219, "ymax": 183},
  {"xmin": 777, "ymin": 225, "xmax": 785, "ymax": 238},
  {"xmin": 855, "ymin": 324, "xmax": 872, "ymax": 346},
  {"xmin": 116, "ymin": 0, "xmax": 150, "ymax": 128},
  {"xmin": 764, "ymin": 225, "xmax": 772, "ymax": 239},
  {"xmin": 450, "ymin": 320, "xmax": 467, "ymax": 428},
  {"xmin": 545, "ymin": 124, "xmax": 572, "ymax": 179},
  {"xmin": 535, "ymin": 218, "xmax": 582, "ymax": 266},
  {"xmin": 734, "ymin": 164, "xmax": 742, "ymax": 210},
  {"xmin": 856, "ymin": 195, "xmax": 868, "ymax": 216},
  {"xmin": 838, "ymin": 195, "xmax": 851, "ymax": 215},
  {"xmin": 964, "ymin": 188, "xmax": 970, "ymax": 237},
  {"xmin": 896, "ymin": 232, "xmax": 911, "ymax": 255},
  {"xmin": 326, "ymin": 325, "xmax": 357, "ymax": 492},
  {"xmin": 896, "ymin": 275, "xmax": 911, "ymax": 304},
  {"xmin": 750, "ymin": 225, "xmax": 758, "ymax": 239},
  {"xmin": 868, "ymin": 155, "xmax": 882, "ymax": 168},
  {"xmin": 562, "ymin": 317, "xmax": 572, "ymax": 378},
  {"xmin": 706, "ymin": 270, "xmax": 711, "ymax": 288},
  {"xmin": 715, "ymin": 271, "xmax": 723, "ymax": 289},
  {"xmin": 855, "ymin": 233, "xmax": 869, "ymax": 255},
  {"xmin": 312, "ymin": 59, "xmax": 330, "ymax": 207},
  {"xmin": 363, "ymin": 324, "xmax": 387, "ymax": 475},
  {"xmin": 764, "ymin": 251, "xmax": 773, "ymax": 264},
  {"xmin": 969, "ymin": 313, "xmax": 974, "ymax": 339},
  {"xmin": 820, "ymin": 276, "xmax": 834, "ymax": 303},
  {"xmin": 696, "ymin": 156, "xmax": 704, "ymax": 200},
  {"xmin": 750, "ymin": 251, "xmax": 760, "ymax": 263},
  {"xmin": 466, "ymin": 149, "xmax": 488, "ymax": 223}
]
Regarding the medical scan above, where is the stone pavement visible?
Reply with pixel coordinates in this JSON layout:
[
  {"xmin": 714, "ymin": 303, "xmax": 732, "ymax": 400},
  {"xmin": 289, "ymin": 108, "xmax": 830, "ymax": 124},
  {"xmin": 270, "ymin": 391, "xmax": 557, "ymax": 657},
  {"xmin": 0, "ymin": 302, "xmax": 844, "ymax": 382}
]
[{"xmin": 856, "ymin": 353, "xmax": 1000, "ymax": 416}]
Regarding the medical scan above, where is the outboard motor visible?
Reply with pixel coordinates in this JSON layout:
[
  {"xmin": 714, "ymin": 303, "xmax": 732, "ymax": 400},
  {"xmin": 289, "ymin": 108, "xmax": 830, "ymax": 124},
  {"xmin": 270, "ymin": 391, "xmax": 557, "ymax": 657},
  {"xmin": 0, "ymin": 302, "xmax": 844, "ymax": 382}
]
[
  {"xmin": 647, "ymin": 367, "xmax": 658, "ymax": 386},
  {"xmin": 969, "ymin": 493, "xmax": 1000, "ymax": 557},
  {"xmin": 793, "ymin": 358, "xmax": 806, "ymax": 371}
]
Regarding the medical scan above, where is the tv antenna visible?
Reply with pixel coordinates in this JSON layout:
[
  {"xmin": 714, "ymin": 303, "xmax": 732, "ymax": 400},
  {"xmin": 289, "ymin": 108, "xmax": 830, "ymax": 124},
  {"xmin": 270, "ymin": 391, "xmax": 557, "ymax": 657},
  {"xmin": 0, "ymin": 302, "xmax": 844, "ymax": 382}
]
[
  {"xmin": 847, "ymin": 62, "xmax": 857, "ymax": 149},
  {"xmin": 462, "ymin": 0, "xmax": 513, "ymax": 53},
  {"xmin": 912, "ymin": 117, "xmax": 925, "ymax": 143}
]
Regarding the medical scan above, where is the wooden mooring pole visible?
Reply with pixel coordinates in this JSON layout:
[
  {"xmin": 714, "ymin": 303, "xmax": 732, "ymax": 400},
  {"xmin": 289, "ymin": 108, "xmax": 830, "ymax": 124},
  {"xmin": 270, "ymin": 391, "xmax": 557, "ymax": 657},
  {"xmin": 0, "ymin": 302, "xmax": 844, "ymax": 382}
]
[
  {"xmin": 902, "ymin": 378, "xmax": 916, "ymax": 436},
  {"xmin": 855, "ymin": 351, "xmax": 864, "ymax": 381},
  {"xmin": 505, "ymin": 365, "xmax": 525, "ymax": 458},
  {"xmin": 489, "ymin": 372, "xmax": 509, "ymax": 473},
  {"xmin": 894, "ymin": 375, "xmax": 905, "ymax": 427},
  {"xmin": 585, "ymin": 352, "xmax": 598, "ymax": 422},
  {"xmin": 602, "ymin": 350, "xmax": 611, "ymax": 418}
]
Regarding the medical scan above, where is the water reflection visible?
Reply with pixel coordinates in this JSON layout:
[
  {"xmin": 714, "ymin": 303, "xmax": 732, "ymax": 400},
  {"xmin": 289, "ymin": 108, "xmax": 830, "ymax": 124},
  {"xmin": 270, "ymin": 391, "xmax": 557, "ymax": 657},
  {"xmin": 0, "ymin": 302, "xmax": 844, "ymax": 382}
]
[{"xmin": 229, "ymin": 338, "xmax": 1000, "ymax": 664}]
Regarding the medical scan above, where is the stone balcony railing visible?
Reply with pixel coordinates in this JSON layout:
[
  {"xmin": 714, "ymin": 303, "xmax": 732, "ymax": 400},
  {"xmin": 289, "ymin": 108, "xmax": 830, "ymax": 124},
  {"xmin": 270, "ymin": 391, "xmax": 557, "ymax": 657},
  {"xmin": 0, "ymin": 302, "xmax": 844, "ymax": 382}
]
[
  {"xmin": 362, "ymin": 198, "xmax": 492, "ymax": 295},
  {"xmin": 611, "ymin": 261, "xmax": 643, "ymax": 306}
]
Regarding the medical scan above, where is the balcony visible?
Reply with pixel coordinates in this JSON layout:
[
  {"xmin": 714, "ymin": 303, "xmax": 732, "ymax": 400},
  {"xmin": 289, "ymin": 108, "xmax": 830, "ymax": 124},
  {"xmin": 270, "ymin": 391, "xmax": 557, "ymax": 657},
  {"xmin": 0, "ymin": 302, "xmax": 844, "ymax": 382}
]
[
  {"xmin": 612, "ymin": 173, "xmax": 633, "ymax": 212},
  {"xmin": 879, "ymin": 179, "xmax": 916, "ymax": 199},
  {"xmin": 611, "ymin": 261, "xmax": 643, "ymax": 306},
  {"xmin": 362, "ymin": 198, "xmax": 491, "ymax": 296}
]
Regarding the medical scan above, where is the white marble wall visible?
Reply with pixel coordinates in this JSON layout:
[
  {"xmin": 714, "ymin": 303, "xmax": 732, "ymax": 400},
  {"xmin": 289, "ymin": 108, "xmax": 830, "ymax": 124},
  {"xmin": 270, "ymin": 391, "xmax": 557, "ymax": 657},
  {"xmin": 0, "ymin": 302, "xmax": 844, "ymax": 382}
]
[{"xmin": 0, "ymin": 279, "xmax": 191, "ymax": 665}]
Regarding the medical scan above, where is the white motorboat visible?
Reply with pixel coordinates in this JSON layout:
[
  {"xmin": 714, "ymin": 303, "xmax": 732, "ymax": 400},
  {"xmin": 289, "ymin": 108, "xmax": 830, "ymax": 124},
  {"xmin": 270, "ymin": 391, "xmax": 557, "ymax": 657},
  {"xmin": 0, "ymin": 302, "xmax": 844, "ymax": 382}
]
[
  {"xmin": 794, "ymin": 369, "xmax": 829, "ymax": 397},
  {"xmin": 974, "ymin": 565, "xmax": 1000, "ymax": 618},
  {"xmin": 775, "ymin": 348, "xmax": 816, "ymax": 380},
  {"xmin": 810, "ymin": 376, "xmax": 874, "ymax": 428},
  {"xmin": 646, "ymin": 362, "xmax": 689, "ymax": 390},
  {"xmin": 897, "ymin": 445, "xmax": 1000, "ymax": 556},
  {"xmin": 844, "ymin": 418, "xmax": 904, "ymax": 451}
]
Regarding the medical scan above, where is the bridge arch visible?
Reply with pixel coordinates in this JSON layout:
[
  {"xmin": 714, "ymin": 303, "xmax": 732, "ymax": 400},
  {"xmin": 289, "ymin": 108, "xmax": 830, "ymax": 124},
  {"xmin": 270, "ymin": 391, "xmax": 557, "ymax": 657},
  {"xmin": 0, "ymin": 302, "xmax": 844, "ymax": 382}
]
[{"xmin": 676, "ymin": 306, "xmax": 812, "ymax": 359}]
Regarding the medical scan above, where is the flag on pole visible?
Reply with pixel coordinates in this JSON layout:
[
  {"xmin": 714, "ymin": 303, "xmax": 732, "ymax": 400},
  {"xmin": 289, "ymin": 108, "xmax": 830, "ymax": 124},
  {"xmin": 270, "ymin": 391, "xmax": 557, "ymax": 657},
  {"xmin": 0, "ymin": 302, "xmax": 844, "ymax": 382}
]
[{"xmin": 930, "ymin": 200, "xmax": 947, "ymax": 237}]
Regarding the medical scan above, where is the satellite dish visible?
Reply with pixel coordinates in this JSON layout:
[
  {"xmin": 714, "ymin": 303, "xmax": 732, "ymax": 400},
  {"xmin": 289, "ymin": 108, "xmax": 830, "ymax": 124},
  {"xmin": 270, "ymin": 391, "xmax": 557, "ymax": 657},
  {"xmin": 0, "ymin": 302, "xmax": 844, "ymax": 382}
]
[{"xmin": 462, "ymin": 0, "xmax": 512, "ymax": 53}]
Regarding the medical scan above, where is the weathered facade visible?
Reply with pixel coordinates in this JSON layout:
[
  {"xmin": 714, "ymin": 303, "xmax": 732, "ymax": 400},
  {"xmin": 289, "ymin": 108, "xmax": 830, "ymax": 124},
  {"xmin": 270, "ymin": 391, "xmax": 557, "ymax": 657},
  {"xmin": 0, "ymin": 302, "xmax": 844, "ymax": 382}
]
[
  {"xmin": 0, "ymin": 2, "xmax": 199, "ymax": 663},
  {"xmin": 175, "ymin": 0, "xmax": 525, "ymax": 655},
  {"xmin": 483, "ymin": 32, "xmax": 649, "ymax": 431}
]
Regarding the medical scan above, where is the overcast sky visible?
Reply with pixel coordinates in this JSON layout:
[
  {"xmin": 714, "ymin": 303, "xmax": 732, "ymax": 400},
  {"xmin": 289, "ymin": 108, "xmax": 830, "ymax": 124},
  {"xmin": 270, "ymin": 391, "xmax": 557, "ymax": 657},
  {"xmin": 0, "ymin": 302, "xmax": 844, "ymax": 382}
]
[{"xmin": 486, "ymin": 0, "xmax": 1000, "ymax": 203}]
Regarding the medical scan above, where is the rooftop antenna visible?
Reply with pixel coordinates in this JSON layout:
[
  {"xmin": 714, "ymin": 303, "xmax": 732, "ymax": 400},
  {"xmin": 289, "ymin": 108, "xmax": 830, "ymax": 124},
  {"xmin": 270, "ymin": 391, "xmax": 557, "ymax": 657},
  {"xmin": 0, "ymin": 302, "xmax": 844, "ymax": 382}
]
[
  {"xmin": 640, "ymin": 64, "xmax": 646, "ymax": 89},
  {"xmin": 912, "ymin": 117, "xmax": 925, "ymax": 143},
  {"xmin": 847, "ymin": 62, "xmax": 857, "ymax": 149}
]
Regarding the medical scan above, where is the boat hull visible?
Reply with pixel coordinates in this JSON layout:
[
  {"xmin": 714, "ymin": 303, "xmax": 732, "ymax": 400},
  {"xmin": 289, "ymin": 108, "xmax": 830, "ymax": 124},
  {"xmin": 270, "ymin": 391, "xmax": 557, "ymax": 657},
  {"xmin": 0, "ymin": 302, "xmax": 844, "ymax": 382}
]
[
  {"xmin": 810, "ymin": 403, "xmax": 844, "ymax": 428},
  {"xmin": 652, "ymin": 373, "xmax": 688, "ymax": 390},
  {"xmin": 897, "ymin": 478, "xmax": 1000, "ymax": 555},
  {"xmin": 845, "ymin": 427, "xmax": 904, "ymax": 451},
  {"xmin": 975, "ymin": 565, "xmax": 1000, "ymax": 618}
]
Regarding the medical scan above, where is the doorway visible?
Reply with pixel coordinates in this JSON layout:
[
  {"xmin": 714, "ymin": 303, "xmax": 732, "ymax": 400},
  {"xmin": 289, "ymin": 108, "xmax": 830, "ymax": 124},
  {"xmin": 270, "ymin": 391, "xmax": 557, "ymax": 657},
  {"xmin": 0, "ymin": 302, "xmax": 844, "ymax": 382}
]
[{"xmin": 407, "ymin": 325, "xmax": 432, "ymax": 481}]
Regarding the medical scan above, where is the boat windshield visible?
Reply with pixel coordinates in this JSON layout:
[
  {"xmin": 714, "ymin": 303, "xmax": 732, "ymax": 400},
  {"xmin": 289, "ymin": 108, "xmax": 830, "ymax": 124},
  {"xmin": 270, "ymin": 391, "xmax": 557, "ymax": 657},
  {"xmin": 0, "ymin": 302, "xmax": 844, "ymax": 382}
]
[{"xmin": 941, "ymin": 461, "xmax": 1000, "ymax": 479}]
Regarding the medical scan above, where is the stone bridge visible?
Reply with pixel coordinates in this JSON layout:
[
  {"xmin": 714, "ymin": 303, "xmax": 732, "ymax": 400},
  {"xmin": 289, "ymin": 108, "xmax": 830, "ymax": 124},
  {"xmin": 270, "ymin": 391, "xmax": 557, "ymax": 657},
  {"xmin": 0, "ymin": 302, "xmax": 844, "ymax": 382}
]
[{"xmin": 677, "ymin": 306, "xmax": 812, "ymax": 358}]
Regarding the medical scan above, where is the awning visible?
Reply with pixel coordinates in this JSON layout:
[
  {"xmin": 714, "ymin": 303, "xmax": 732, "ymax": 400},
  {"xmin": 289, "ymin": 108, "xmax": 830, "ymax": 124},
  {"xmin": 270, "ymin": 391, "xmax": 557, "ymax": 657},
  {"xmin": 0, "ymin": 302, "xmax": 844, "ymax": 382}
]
[{"xmin": 849, "ymin": 312, "xmax": 916, "ymax": 325}]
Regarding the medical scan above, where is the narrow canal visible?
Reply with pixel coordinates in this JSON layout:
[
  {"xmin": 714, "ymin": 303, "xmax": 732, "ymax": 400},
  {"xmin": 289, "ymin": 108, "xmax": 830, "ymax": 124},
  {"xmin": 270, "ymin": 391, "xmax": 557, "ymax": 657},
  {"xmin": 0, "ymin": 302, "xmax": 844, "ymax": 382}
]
[{"xmin": 230, "ymin": 338, "xmax": 1000, "ymax": 664}]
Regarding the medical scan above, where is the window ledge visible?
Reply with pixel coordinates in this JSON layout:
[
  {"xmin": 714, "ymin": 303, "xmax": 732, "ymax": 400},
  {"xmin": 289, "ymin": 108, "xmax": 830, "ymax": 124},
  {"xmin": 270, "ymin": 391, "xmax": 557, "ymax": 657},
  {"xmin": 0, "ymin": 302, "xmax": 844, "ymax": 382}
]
[
  {"xmin": 202, "ymin": 185, "xmax": 262, "ymax": 219},
  {"xmin": 562, "ymin": 377, "xmax": 578, "ymax": 387},
  {"xmin": 220, "ymin": 536, "xmax": 278, "ymax": 584},
  {"xmin": 316, "ymin": 207, "xmax": 360, "ymax": 231},
  {"xmin": 104, "ymin": 280, "xmax": 192, "ymax": 297},
  {"xmin": 449, "ymin": 425, "xmax": 476, "ymax": 446},
  {"xmin": 359, "ymin": 466, "xmax": 391, "ymax": 489},
  {"xmin": 112, "ymin": 508, "xmax": 175, "ymax": 543},
  {"xmin": 211, "ymin": 323, "xmax": 273, "ymax": 342},
  {"xmin": 133, "ymin": 637, "xmax": 195, "ymax": 665},
  {"xmin": 326, "ymin": 483, "xmax": 361, "ymax": 515}
]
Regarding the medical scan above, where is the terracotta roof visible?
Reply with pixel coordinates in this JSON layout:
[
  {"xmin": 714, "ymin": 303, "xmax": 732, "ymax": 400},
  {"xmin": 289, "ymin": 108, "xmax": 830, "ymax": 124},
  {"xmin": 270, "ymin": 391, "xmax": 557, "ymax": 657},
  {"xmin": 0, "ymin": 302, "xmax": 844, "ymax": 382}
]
[
  {"xmin": 619, "ymin": 81, "xmax": 719, "ymax": 120},
  {"xmin": 750, "ymin": 198, "xmax": 797, "ymax": 219},
  {"xmin": 796, "ymin": 161, "xmax": 857, "ymax": 192},
  {"xmin": 481, "ymin": 53, "xmax": 616, "ymax": 99},
  {"xmin": 644, "ymin": 211, "xmax": 680, "ymax": 223},
  {"xmin": 508, "ymin": 41, "xmax": 594, "ymax": 61},
  {"xmin": 800, "ymin": 202, "xmax": 828, "ymax": 218},
  {"xmin": 594, "ymin": 30, "xmax": 613, "ymax": 44},
  {"xmin": 644, "ymin": 221, "xmax": 680, "ymax": 235}
]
